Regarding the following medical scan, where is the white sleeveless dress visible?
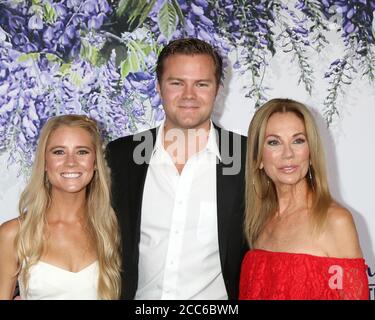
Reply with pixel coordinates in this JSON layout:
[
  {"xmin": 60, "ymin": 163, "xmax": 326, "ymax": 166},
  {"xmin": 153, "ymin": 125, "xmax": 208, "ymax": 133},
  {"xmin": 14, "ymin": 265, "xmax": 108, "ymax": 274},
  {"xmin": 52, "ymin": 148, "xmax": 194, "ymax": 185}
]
[{"xmin": 19, "ymin": 260, "xmax": 99, "ymax": 300}]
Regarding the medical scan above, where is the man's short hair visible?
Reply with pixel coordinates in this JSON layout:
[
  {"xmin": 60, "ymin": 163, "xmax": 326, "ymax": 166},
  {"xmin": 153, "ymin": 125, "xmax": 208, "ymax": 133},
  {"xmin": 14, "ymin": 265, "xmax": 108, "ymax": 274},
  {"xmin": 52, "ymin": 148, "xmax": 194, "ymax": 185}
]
[{"xmin": 156, "ymin": 38, "xmax": 223, "ymax": 86}]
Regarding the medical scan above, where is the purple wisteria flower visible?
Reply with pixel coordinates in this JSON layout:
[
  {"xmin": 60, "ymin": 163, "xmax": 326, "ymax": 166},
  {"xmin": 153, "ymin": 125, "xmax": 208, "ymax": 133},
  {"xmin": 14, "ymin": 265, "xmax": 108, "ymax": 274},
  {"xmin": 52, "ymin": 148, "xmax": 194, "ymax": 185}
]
[
  {"xmin": 1, "ymin": 0, "xmax": 375, "ymax": 172},
  {"xmin": 0, "ymin": 0, "xmax": 112, "ymax": 61}
]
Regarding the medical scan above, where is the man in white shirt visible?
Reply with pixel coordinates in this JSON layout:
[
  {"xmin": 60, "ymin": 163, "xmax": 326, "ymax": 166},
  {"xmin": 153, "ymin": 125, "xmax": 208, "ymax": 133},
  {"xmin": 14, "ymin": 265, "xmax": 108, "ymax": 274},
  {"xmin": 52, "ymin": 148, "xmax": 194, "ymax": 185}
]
[{"xmin": 106, "ymin": 38, "xmax": 248, "ymax": 299}]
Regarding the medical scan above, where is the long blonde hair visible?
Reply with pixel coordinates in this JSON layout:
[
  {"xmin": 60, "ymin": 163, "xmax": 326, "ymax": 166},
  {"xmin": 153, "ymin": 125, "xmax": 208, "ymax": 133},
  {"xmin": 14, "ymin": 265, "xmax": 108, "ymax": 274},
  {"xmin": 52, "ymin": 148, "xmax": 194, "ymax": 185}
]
[
  {"xmin": 245, "ymin": 99, "xmax": 332, "ymax": 247},
  {"xmin": 15, "ymin": 115, "xmax": 121, "ymax": 299}
]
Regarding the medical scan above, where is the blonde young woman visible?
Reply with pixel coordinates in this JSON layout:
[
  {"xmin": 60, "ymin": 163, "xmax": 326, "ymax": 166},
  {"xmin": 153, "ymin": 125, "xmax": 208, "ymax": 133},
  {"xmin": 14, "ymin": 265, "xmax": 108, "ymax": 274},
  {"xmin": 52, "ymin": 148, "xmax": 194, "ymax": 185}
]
[
  {"xmin": 0, "ymin": 115, "xmax": 121, "ymax": 300},
  {"xmin": 240, "ymin": 99, "xmax": 368, "ymax": 300}
]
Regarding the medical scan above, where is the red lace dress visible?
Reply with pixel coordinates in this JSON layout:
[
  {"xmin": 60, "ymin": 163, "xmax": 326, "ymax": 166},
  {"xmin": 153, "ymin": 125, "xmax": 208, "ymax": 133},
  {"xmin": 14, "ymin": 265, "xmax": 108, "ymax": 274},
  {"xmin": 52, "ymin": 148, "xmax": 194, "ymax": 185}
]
[{"xmin": 239, "ymin": 249, "xmax": 369, "ymax": 300}]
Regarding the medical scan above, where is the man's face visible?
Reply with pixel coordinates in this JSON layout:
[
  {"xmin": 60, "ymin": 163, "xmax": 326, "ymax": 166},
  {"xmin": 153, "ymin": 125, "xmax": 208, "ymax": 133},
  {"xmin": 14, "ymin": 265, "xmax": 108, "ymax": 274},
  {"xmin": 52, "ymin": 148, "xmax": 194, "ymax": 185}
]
[{"xmin": 157, "ymin": 54, "xmax": 219, "ymax": 132}]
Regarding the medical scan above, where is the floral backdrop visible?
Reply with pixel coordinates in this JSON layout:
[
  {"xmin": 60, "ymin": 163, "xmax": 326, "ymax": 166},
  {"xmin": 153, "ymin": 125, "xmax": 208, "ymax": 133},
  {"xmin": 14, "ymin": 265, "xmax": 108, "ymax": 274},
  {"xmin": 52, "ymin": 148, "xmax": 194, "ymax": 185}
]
[{"xmin": 1, "ymin": 0, "xmax": 375, "ymax": 174}]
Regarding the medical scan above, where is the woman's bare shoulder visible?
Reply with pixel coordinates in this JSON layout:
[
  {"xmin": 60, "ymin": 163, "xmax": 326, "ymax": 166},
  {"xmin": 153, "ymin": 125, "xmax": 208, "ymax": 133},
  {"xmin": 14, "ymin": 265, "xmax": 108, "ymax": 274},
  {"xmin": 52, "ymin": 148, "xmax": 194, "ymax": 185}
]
[
  {"xmin": 326, "ymin": 202, "xmax": 354, "ymax": 224},
  {"xmin": 0, "ymin": 218, "xmax": 20, "ymax": 243},
  {"xmin": 323, "ymin": 202, "xmax": 363, "ymax": 258}
]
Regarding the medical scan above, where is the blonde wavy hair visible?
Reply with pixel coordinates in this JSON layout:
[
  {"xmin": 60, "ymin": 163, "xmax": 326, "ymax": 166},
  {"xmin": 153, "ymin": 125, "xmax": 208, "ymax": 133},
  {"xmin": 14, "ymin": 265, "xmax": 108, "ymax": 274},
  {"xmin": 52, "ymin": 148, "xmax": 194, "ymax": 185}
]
[
  {"xmin": 15, "ymin": 115, "xmax": 121, "ymax": 299},
  {"xmin": 245, "ymin": 99, "xmax": 332, "ymax": 248}
]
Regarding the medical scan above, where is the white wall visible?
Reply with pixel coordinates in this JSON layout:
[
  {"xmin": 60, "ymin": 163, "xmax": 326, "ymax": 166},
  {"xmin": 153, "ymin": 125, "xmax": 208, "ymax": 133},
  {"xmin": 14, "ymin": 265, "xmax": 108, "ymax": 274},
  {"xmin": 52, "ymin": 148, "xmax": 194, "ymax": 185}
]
[{"xmin": 0, "ymin": 153, "xmax": 25, "ymax": 223}]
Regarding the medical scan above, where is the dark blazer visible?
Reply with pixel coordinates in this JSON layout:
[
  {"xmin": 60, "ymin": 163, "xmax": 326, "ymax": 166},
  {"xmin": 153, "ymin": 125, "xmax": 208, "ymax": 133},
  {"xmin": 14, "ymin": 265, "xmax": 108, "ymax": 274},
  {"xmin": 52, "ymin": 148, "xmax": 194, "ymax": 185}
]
[{"xmin": 106, "ymin": 124, "xmax": 248, "ymax": 299}]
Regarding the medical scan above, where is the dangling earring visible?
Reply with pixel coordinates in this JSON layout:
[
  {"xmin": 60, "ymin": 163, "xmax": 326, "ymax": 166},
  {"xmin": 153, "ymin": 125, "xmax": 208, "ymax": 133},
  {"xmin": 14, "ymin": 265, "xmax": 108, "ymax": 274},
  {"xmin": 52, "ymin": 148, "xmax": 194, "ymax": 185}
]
[
  {"xmin": 308, "ymin": 166, "xmax": 313, "ymax": 182},
  {"xmin": 308, "ymin": 161, "xmax": 315, "ymax": 192}
]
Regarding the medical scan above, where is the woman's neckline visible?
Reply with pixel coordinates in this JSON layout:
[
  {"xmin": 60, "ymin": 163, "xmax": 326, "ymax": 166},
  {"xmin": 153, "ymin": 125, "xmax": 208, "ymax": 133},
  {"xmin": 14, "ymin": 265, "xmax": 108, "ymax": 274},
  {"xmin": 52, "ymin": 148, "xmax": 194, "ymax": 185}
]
[
  {"xmin": 36, "ymin": 260, "xmax": 98, "ymax": 274},
  {"xmin": 252, "ymin": 248, "xmax": 364, "ymax": 261}
]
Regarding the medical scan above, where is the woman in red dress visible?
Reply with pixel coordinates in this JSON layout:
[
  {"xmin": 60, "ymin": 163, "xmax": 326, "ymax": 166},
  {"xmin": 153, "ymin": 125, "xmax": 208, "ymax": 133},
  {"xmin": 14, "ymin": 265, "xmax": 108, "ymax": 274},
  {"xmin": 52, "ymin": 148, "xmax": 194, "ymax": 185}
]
[{"xmin": 240, "ymin": 98, "xmax": 368, "ymax": 300}]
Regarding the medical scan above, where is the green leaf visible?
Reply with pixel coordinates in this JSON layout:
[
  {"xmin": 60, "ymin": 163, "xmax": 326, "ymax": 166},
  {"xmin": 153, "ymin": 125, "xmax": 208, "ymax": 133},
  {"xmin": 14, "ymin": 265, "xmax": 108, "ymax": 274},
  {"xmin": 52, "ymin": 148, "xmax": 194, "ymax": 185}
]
[
  {"xmin": 133, "ymin": 38, "xmax": 153, "ymax": 56},
  {"xmin": 45, "ymin": 53, "xmax": 62, "ymax": 63},
  {"xmin": 17, "ymin": 52, "xmax": 40, "ymax": 63},
  {"xmin": 140, "ymin": 43, "xmax": 152, "ymax": 57},
  {"xmin": 30, "ymin": 4, "xmax": 44, "ymax": 17},
  {"xmin": 59, "ymin": 63, "xmax": 72, "ymax": 75},
  {"xmin": 129, "ymin": 49, "xmax": 140, "ymax": 70},
  {"xmin": 171, "ymin": 0, "xmax": 184, "ymax": 26},
  {"xmin": 114, "ymin": 45, "xmax": 128, "ymax": 68},
  {"xmin": 116, "ymin": 0, "xmax": 156, "ymax": 31},
  {"xmin": 158, "ymin": 1, "xmax": 177, "ymax": 40},
  {"xmin": 136, "ymin": 0, "xmax": 157, "ymax": 29},
  {"xmin": 120, "ymin": 48, "xmax": 140, "ymax": 79},
  {"xmin": 120, "ymin": 59, "xmax": 131, "ymax": 79},
  {"xmin": 116, "ymin": 0, "xmax": 135, "ymax": 18},
  {"xmin": 43, "ymin": 2, "xmax": 57, "ymax": 24},
  {"xmin": 71, "ymin": 71, "xmax": 83, "ymax": 86},
  {"xmin": 80, "ymin": 40, "xmax": 103, "ymax": 66}
]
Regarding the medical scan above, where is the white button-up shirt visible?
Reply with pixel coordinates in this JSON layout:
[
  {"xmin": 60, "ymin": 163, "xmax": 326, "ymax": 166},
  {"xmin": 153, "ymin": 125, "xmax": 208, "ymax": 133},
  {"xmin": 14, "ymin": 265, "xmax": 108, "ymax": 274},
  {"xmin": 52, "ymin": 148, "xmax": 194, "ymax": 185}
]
[{"xmin": 135, "ymin": 121, "xmax": 228, "ymax": 300}]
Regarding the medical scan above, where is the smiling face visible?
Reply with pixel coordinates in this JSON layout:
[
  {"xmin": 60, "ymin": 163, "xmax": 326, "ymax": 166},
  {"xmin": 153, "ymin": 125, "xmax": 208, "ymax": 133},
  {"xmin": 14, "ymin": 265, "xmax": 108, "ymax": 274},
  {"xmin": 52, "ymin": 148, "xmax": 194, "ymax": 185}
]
[
  {"xmin": 45, "ymin": 126, "xmax": 96, "ymax": 196},
  {"xmin": 157, "ymin": 53, "xmax": 218, "ymax": 132},
  {"xmin": 261, "ymin": 112, "xmax": 310, "ymax": 188}
]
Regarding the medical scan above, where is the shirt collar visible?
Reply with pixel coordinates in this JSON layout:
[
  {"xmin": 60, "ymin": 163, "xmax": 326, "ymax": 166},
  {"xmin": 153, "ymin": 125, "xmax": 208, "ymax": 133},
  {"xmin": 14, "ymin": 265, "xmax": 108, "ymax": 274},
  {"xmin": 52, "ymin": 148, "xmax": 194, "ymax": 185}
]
[
  {"xmin": 153, "ymin": 120, "xmax": 221, "ymax": 161},
  {"xmin": 153, "ymin": 119, "xmax": 165, "ymax": 155},
  {"xmin": 206, "ymin": 121, "xmax": 221, "ymax": 161}
]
